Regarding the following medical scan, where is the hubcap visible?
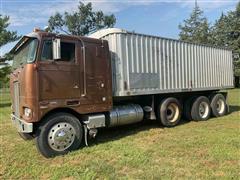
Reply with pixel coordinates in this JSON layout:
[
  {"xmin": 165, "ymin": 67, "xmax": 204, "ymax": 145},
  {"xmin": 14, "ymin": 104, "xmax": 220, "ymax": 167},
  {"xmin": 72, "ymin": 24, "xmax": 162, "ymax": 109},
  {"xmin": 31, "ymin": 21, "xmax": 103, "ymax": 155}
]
[
  {"xmin": 199, "ymin": 102, "xmax": 209, "ymax": 118},
  {"xmin": 216, "ymin": 99, "xmax": 225, "ymax": 114},
  {"xmin": 48, "ymin": 122, "xmax": 76, "ymax": 151},
  {"xmin": 166, "ymin": 103, "xmax": 180, "ymax": 122}
]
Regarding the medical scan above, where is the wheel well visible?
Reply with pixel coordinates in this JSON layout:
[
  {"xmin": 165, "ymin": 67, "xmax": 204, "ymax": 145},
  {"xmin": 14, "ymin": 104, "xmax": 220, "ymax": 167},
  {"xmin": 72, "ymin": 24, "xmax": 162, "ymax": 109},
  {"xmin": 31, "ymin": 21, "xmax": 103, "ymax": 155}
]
[{"xmin": 33, "ymin": 108, "xmax": 83, "ymax": 134}]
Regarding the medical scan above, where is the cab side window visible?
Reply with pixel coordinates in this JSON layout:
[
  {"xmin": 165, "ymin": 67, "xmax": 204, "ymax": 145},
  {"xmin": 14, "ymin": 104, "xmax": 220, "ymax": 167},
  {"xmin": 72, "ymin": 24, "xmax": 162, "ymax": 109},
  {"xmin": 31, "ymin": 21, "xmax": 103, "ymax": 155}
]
[
  {"xmin": 41, "ymin": 40, "xmax": 52, "ymax": 60},
  {"xmin": 41, "ymin": 40, "xmax": 75, "ymax": 62},
  {"xmin": 61, "ymin": 42, "xmax": 75, "ymax": 62}
]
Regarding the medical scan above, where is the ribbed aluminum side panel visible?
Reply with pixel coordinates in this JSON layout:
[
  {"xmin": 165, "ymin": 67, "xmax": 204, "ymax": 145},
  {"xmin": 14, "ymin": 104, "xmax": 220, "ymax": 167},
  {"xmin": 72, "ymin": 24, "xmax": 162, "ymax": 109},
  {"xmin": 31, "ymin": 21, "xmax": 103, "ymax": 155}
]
[{"xmin": 91, "ymin": 29, "xmax": 234, "ymax": 96}]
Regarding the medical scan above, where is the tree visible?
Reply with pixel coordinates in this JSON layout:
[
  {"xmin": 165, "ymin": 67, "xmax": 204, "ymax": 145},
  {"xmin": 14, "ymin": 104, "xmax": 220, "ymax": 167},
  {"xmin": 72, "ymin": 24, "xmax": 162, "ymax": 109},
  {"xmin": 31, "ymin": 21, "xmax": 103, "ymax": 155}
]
[
  {"xmin": 0, "ymin": 66, "xmax": 11, "ymax": 87},
  {"xmin": 211, "ymin": 2, "xmax": 240, "ymax": 85},
  {"xmin": 0, "ymin": 14, "xmax": 20, "ymax": 87},
  {"xmin": 178, "ymin": 3, "xmax": 211, "ymax": 44},
  {"xmin": 229, "ymin": 2, "xmax": 240, "ymax": 86},
  {"xmin": 0, "ymin": 14, "xmax": 19, "ymax": 65},
  {"xmin": 0, "ymin": 15, "xmax": 19, "ymax": 48},
  {"xmin": 210, "ymin": 13, "xmax": 229, "ymax": 46},
  {"xmin": 48, "ymin": 1, "xmax": 116, "ymax": 36}
]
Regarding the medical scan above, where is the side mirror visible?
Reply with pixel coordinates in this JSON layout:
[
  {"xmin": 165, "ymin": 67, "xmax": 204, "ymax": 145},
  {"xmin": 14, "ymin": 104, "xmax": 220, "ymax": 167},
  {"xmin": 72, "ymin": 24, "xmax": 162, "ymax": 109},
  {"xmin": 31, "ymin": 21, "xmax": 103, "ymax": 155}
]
[{"xmin": 52, "ymin": 38, "xmax": 61, "ymax": 60}]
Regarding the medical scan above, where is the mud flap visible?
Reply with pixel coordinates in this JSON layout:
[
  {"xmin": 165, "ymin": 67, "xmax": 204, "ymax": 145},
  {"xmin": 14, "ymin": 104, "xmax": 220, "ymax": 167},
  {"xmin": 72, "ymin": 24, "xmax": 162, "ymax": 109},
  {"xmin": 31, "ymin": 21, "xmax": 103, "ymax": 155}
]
[{"xmin": 83, "ymin": 124, "xmax": 88, "ymax": 146}]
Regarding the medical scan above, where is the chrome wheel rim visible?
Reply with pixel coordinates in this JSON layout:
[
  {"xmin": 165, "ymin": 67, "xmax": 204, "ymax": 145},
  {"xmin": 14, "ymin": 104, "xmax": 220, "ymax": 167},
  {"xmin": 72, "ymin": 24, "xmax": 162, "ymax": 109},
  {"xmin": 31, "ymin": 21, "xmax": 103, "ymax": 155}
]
[
  {"xmin": 48, "ymin": 122, "xmax": 76, "ymax": 151},
  {"xmin": 199, "ymin": 102, "xmax": 209, "ymax": 118},
  {"xmin": 166, "ymin": 103, "xmax": 180, "ymax": 122},
  {"xmin": 216, "ymin": 99, "xmax": 225, "ymax": 114}
]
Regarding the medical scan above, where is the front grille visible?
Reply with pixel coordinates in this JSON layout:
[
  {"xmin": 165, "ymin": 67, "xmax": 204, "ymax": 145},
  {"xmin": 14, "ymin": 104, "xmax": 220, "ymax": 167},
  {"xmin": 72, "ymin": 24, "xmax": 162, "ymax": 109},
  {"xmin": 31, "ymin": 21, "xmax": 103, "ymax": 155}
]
[{"xmin": 13, "ymin": 82, "xmax": 20, "ymax": 117}]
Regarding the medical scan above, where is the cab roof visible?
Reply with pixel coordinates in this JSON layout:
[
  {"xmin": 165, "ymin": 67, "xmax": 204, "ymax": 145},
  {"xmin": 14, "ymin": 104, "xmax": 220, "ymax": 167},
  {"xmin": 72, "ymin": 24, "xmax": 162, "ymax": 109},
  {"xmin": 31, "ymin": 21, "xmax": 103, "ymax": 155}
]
[{"xmin": 10, "ymin": 30, "xmax": 104, "ymax": 54}]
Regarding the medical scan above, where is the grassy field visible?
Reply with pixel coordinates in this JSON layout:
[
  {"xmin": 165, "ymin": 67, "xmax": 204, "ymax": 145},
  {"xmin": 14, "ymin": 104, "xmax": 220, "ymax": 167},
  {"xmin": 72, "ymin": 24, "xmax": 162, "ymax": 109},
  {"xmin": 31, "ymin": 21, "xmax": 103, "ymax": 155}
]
[{"xmin": 0, "ymin": 89, "xmax": 239, "ymax": 179}]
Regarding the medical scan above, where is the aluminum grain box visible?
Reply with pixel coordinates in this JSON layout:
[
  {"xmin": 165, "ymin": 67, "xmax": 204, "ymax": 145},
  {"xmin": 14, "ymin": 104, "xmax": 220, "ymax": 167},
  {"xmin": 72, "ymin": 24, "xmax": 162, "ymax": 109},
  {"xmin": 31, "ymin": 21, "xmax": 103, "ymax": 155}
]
[{"xmin": 89, "ymin": 28, "xmax": 234, "ymax": 97}]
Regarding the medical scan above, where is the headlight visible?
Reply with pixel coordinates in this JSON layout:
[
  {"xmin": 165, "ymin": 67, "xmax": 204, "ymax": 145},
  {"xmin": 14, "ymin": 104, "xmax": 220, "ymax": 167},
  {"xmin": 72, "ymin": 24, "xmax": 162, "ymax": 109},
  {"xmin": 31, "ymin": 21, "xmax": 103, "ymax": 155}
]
[{"xmin": 24, "ymin": 108, "xmax": 32, "ymax": 117}]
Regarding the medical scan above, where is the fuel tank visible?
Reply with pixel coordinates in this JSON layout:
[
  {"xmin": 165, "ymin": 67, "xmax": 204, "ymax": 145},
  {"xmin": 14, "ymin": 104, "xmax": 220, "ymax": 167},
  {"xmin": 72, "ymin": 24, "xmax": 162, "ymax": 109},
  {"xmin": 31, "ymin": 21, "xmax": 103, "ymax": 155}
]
[{"xmin": 106, "ymin": 104, "xmax": 144, "ymax": 127}]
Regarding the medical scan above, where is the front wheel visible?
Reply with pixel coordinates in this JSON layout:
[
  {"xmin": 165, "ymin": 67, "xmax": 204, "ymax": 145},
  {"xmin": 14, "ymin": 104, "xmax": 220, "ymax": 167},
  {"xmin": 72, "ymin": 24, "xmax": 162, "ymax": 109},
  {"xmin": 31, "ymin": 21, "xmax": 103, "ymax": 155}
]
[{"xmin": 36, "ymin": 113, "xmax": 83, "ymax": 158}]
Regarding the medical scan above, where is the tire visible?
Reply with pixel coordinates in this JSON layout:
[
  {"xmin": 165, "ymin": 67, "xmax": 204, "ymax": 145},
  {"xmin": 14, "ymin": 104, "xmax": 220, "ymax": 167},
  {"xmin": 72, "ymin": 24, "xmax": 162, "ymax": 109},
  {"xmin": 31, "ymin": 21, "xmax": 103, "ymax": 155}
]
[
  {"xmin": 191, "ymin": 96, "xmax": 211, "ymax": 121},
  {"xmin": 36, "ymin": 112, "xmax": 83, "ymax": 158},
  {"xmin": 210, "ymin": 93, "xmax": 227, "ymax": 117},
  {"xmin": 157, "ymin": 97, "xmax": 182, "ymax": 127},
  {"xmin": 18, "ymin": 132, "xmax": 34, "ymax": 140}
]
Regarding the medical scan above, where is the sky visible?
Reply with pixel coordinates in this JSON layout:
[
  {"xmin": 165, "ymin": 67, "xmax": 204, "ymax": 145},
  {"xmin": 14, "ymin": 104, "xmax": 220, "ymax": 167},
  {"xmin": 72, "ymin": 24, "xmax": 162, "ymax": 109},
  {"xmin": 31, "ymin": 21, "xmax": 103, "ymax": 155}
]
[{"xmin": 0, "ymin": 0, "xmax": 239, "ymax": 56}]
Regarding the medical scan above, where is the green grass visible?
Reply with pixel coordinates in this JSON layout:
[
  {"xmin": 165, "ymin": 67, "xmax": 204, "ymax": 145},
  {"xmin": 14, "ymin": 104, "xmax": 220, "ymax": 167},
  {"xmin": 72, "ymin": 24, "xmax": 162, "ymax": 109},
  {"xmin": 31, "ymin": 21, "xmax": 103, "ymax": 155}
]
[{"xmin": 0, "ymin": 89, "xmax": 239, "ymax": 179}]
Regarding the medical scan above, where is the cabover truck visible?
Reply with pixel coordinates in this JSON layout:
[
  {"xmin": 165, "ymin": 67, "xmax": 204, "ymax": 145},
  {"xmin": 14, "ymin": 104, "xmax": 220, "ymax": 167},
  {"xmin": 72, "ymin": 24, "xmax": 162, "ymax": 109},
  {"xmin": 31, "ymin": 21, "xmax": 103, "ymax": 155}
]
[{"xmin": 10, "ymin": 28, "xmax": 234, "ymax": 157}]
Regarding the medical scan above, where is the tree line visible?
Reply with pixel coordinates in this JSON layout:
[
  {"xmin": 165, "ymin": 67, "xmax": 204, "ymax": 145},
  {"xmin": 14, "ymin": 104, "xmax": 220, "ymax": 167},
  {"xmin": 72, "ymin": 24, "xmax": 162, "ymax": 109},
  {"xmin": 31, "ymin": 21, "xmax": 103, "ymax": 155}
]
[
  {"xmin": 179, "ymin": 2, "xmax": 240, "ymax": 85},
  {"xmin": 0, "ymin": 1, "xmax": 239, "ymax": 87}
]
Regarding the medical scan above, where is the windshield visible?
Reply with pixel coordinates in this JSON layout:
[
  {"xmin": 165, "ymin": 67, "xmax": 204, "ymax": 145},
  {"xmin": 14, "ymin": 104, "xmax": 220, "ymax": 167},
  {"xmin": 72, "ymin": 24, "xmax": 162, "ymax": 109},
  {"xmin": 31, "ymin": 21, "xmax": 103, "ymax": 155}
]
[{"xmin": 12, "ymin": 38, "xmax": 38, "ymax": 70}]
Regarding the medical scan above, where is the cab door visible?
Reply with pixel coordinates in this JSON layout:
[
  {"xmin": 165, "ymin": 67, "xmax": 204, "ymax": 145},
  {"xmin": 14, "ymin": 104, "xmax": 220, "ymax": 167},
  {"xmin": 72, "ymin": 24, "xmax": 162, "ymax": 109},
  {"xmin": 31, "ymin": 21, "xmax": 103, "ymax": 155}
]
[
  {"xmin": 38, "ymin": 38, "xmax": 81, "ymax": 102},
  {"xmin": 81, "ymin": 40, "xmax": 112, "ymax": 106}
]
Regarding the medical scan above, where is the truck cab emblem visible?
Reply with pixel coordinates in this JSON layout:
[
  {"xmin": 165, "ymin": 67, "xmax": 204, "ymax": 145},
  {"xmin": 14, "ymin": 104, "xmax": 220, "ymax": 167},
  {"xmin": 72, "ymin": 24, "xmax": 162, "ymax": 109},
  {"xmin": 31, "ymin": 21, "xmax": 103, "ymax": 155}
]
[{"xmin": 73, "ymin": 85, "xmax": 79, "ymax": 89}]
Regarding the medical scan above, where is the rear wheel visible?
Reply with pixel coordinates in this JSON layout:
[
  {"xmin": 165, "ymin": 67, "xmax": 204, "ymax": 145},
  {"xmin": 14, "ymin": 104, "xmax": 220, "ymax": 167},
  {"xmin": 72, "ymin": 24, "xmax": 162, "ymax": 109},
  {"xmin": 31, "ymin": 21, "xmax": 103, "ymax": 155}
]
[
  {"xmin": 157, "ymin": 97, "xmax": 182, "ymax": 127},
  {"xmin": 36, "ymin": 112, "xmax": 83, "ymax": 158},
  {"xmin": 210, "ymin": 93, "xmax": 227, "ymax": 117},
  {"xmin": 191, "ymin": 96, "xmax": 211, "ymax": 121}
]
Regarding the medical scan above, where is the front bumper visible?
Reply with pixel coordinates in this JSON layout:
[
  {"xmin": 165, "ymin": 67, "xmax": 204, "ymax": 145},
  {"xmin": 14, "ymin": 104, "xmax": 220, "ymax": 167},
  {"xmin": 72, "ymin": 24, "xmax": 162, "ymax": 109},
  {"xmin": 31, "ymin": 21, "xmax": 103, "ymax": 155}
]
[{"xmin": 11, "ymin": 114, "xmax": 33, "ymax": 133}]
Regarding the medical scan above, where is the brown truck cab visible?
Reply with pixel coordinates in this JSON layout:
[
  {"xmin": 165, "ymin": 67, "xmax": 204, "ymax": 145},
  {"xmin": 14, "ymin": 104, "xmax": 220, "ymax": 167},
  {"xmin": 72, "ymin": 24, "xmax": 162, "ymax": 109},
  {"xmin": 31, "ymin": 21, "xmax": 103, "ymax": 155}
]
[
  {"xmin": 10, "ymin": 29, "xmax": 115, "ymax": 156},
  {"xmin": 10, "ymin": 28, "xmax": 231, "ymax": 158}
]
